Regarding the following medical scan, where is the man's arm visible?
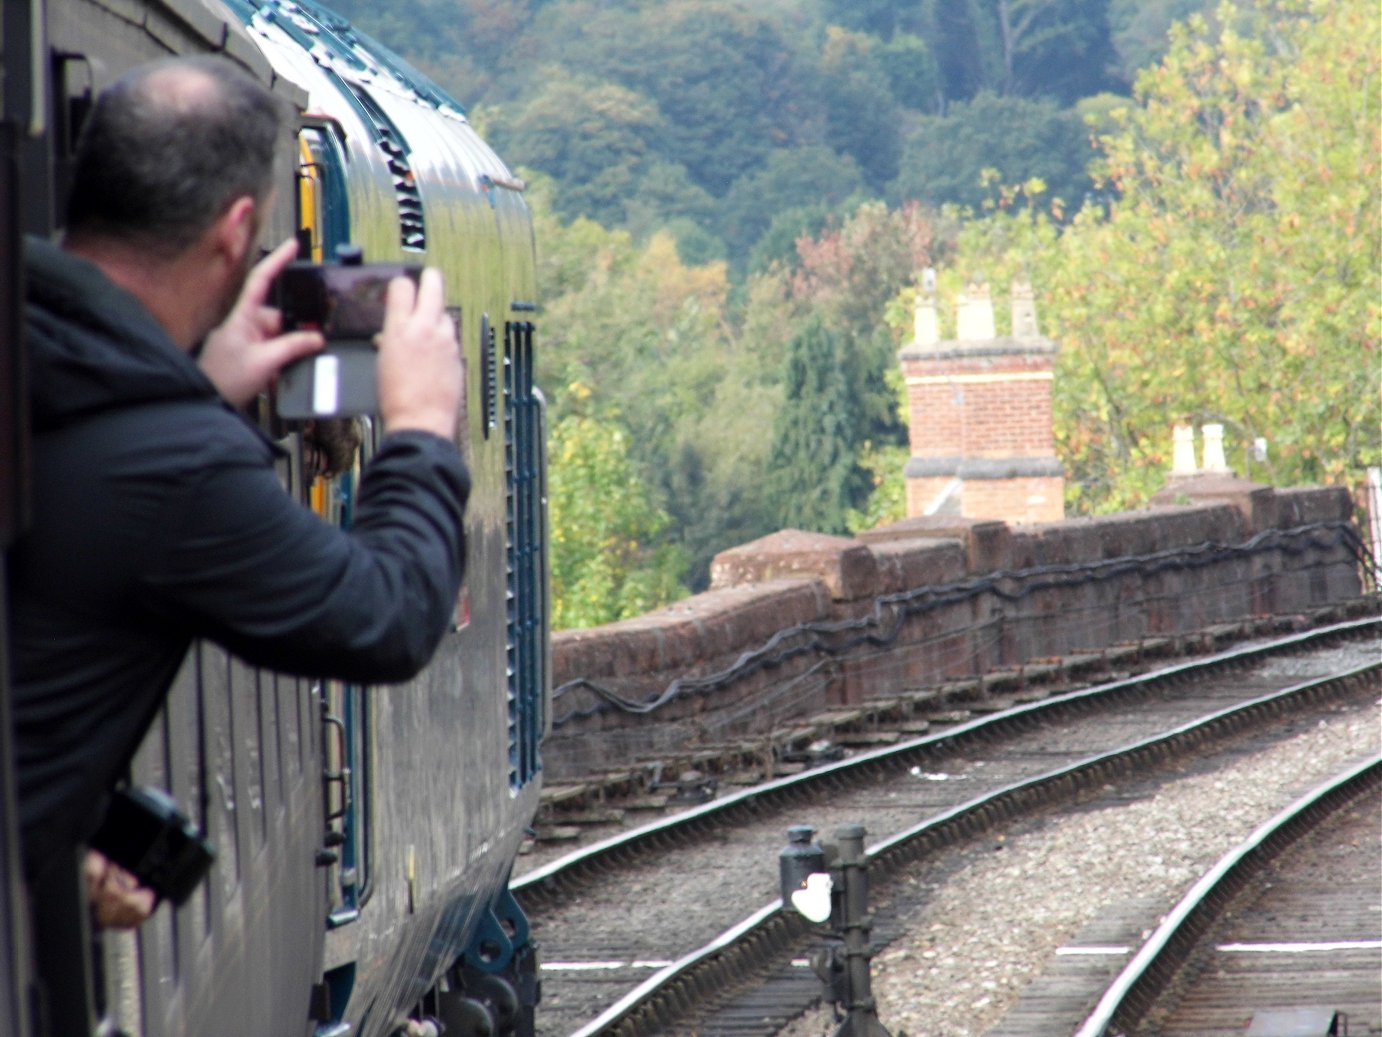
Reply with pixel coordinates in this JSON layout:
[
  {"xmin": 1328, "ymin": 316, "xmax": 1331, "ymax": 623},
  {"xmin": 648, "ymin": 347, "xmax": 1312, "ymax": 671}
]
[
  {"xmin": 154, "ymin": 251, "xmax": 469, "ymax": 681},
  {"xmin": 144, "ymin": 429, "xmax": 469, "ymax": 683}
]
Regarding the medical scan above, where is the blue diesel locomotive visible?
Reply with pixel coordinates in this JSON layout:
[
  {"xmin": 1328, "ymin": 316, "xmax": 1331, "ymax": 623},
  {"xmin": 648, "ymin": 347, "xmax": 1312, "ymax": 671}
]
[{"xmin": 2, "ymin": 1, "xmax": 548, "ymax": 1035}]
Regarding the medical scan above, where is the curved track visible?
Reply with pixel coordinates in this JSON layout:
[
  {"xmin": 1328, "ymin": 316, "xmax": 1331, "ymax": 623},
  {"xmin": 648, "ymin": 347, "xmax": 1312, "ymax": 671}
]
[
  {"xmin": 515, "ymin": 618, "xmax": 1381, "ymax": 1036},
  {"xmin": 1075, "ymin": 757, "xmax": 1381, "ymax": 1037}
]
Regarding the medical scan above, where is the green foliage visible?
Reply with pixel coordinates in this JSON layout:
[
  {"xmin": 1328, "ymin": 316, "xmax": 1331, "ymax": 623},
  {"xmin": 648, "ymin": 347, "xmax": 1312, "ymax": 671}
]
[
  {"xmin": 767, "ymin": 317, "xmax": 872, "ymax": 533},
  {"xmin": 789, "ymin": 201, "xmax": 941, "ymax": 339},
  {"xmin": 893, "ymin": 92, "xmax": 1094, "ymax": 211},
  {"xmin": 915, "ymin": 0, "xmax": 1001, "ymax": 103},
  {"xmin": 817, "ymin": 28, "xmax": 903, "ymax": 189},
  {"xmin": 329, "ymin": 0, "xmax": 1379, "ymax": 623},
  {"xmin": 1107, "ymin": 0, "xmax": 1217, "ymax": 81},
  {"xmin": 746, "ymin": 204, "xmax": 838, "ymax": 277},
  {"xmin": 659, "ymin": 219, "xmax": 727, "ymax": 267},
  {"xmin": 622, "ymin": 161, "xmax": 719, "ymax": 246},
  {"xmin": 718, "ymin": 146, "xmax": 868, "ymax": 264},
  {"xmin": 876, "ymin": 33, "xmax": 943, "ymax": 113},
  {"xmin": 913, "ymin": 0, "xmax": 1121, "ymax": 104},
  {"xmin": 337, "ymin": 0, "xmax": 1164, "ymax": 277},
  {"xmin": 847, "ymin": 367, "xmax": 913, "ymax": 533},
  {"xmin": 847, "ymin": 442, "xmax": 910, "ymax": 533},
  {"xmin": 745, "ymin": 200, "xmax": 944, "ymax": 534},
  {"xmin": 547, "ymin": 408, "xmax": 689, "ymax": 630},
  {"xmin": 821, "ymin": 0, "xmax": 899, "ymax": 38},
  {"xmin": 991, "ymin": 0, "xmax": 1123, "ymax": 102},
  {"xmin": 533, "ymin": 195, "xmax": 782, "ymax": 591},
  {"xmin": 947, "ymin": 0, "xmax": 1381, "ymax": 511},
  {"xmin": 521, "ymin": 1, "xmax": 813, "ymax": 196},
  {"xmin": 1069, "ymin": 0, "xmax": 1378, "ymax": 504},
  {"xmin": 500, "ymin": 70, "xmax": 663, "ymax": 227}
]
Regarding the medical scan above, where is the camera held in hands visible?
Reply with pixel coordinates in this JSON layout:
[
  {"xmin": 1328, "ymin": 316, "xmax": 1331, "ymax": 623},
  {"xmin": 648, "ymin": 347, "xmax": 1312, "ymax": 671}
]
[
  {"xmin": 273, "ymin": 244, "xmax": 422, "ymax": 419},
  {"xmin": 88, "ymin": 786, "xmax": 216, "ymax": 906}
]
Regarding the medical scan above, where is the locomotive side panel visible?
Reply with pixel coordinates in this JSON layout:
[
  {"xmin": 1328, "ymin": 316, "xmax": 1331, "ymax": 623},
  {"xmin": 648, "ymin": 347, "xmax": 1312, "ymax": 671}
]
[{"xmin": 115, "ymin": 650, "xmax": 325, "ymax": 1037}]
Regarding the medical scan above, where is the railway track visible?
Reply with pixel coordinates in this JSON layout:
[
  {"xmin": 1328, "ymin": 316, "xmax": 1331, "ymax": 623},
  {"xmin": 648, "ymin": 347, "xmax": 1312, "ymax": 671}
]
[
  {"xmin": 1074, "ymin": 757, "xmax": 1380, "ymax": 1037},
  {"xmin": 515, "ymin": 617, "xmax": 1381, "ymax": 1037},
  {"xmin": 523, "ymin": 607, "xmax": 1377, "ymax": 864}
]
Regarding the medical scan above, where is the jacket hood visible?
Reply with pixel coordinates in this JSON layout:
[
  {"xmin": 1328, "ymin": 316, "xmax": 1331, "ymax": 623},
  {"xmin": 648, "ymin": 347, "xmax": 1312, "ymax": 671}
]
[{"xmin": 24, "ymin": 236, "xmax": 220, "ymax": 431}]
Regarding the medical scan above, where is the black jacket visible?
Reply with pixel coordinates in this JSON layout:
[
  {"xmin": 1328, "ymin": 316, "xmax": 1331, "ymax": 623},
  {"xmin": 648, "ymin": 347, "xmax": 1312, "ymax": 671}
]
[{"xmin": 11, "ymin": 238, "xmax": 470, "ymax": 876}]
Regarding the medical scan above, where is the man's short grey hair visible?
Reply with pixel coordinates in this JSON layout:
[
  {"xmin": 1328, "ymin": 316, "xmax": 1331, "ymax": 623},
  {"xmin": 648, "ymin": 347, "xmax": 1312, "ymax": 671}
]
[{"xmin": 65, "ymin": 55, "xmax": 281, "ymax": 257}]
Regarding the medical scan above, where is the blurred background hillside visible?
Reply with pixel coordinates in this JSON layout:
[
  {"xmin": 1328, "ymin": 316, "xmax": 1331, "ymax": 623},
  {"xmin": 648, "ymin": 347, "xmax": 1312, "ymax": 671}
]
[
  {"xmin": 326, "ymin": 0, "xmax": 1379, "ymax": 629},
  {"xmin": 331, "ymin": 0, "xmax": 1205, "ymax": 260}
]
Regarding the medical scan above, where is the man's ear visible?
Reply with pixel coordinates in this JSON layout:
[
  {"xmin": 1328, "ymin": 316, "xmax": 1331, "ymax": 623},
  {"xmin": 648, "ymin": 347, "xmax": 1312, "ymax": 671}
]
[{"xmin": 212, "ymin": 195, "xmax": 258, "ymax": 267}]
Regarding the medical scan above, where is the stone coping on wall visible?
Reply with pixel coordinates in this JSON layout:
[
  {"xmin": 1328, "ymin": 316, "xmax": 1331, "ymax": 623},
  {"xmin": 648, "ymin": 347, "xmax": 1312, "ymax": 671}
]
[
  {"xmin": 1152, "ymin": 472, "xmax": 1352, "ymax": 530},
  {"xmin": 553, "ymin": 578, "xmax": 832, "ymax": 680},
  {"xmin": 553, "ymin": 481, "xmax": 1356, "ymax": 661}
]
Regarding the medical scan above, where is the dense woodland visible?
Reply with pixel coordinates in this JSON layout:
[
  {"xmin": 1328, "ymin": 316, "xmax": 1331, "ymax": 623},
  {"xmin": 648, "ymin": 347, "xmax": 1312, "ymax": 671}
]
[{"xmin": 329, "ymin": 0, "xmax": 1380, "ymax": 629}]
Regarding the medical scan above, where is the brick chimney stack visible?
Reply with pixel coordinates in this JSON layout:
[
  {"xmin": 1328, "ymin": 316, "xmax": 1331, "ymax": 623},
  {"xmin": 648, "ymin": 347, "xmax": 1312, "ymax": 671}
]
[{"xmin": 898, "ymin": 276, "xmax": 1064, "ymax": 523}]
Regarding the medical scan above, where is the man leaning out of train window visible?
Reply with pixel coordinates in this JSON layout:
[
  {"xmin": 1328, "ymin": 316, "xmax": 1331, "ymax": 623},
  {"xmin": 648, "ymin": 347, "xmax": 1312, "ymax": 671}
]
[{"xmin": 12, "ymin": 55, "xmax": 467, "ymax": 931}]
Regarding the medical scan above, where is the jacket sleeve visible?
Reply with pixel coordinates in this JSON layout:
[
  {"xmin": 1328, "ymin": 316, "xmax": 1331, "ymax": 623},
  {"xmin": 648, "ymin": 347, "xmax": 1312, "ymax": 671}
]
[{"xmin": 143, "ymin": 429, "xmax": 469, "ymax": 683}]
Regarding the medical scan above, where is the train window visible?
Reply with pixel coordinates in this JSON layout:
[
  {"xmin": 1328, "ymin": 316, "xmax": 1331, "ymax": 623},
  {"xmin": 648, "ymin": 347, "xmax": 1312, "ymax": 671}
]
[
  {"xmin": 297, "ymin": 122, "xmax": 351, "ymax": 260},
  {"xmin": 503, "ymin": 319, "xmax": 545, "ymax": 789}
]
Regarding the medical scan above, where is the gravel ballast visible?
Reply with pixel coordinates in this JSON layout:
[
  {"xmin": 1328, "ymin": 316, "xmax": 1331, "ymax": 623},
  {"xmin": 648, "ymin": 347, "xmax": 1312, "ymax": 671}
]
[{"xmin": 777, "ymin": 697, "xmax": 1381, "ymax": 1037}]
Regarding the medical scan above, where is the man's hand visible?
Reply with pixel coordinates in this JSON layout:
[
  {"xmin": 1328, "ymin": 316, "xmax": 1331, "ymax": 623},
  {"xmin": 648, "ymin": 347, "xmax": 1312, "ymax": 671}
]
[
  {"xmin": 84, "ymin": 849, "xmax": 157, "ymax": 931},
  {"xmin": 377, "ymin": 267, "xmax": 462, "ymax": 440},
  {"xmin": 199, "ymin": 238, "xmax": 324, "ymax": 407}
]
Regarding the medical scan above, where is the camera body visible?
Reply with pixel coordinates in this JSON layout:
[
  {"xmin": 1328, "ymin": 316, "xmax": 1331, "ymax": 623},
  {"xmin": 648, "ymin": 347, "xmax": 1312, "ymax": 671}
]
[
  {"xmin": 88, "ymin": 786, "xmax": 216, "ymax": 906},
  {"xmin": 273, "ymin": 249, "xmax": 422, "ymax": 419}
]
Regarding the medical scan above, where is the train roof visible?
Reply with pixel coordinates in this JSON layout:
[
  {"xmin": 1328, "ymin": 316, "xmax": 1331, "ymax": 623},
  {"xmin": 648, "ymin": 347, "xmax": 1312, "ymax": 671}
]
[{"xmin": 220, "ymin": 0, "xmax": 467, "ymax": 122}]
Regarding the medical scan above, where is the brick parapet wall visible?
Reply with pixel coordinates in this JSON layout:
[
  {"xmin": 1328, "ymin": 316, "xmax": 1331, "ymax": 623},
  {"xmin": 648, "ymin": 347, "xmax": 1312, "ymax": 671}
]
[{"xmin": 546, "ymin": 481, "xmax": 1365, "ymax": 780}]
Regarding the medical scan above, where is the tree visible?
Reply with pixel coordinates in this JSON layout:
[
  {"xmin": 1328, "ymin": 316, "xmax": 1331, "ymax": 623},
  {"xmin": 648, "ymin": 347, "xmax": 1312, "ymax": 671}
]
[
  {"xmin": 534, "ymin": 200, "xmax": 781, "ymax": 591},
  {"xmin": 746, "ymin": 203, "xmax": 839, "ymax": 277},
  {"xmin": 990, "ymin": 0, "xmax": 1121, "ymax": 102},
  {"xmin": 790, "ymin": 201, "xmax": 940, "ymax": 343},
  {"xmin": 892, "ymin": 92, "xmax": 1094, "ymax": 211},
  {"xmin": 547, "ymin": 408, "xmax": 688, "ymax": 630},
  {"xmin": 769, "ymin": 200, "xmax": 944, "ymax": 492},
  {"xmin": 821, "ymin": 0, "xmax": 899, "ymax": 39},
  {"xmin": 718, "ymin": 145, "xmax": 867, "ymax": 264},
  {"xmin": 500, "ymin": 70, "xmax": 663, "ymax": 227},
  {"xmin": 847, "ymin": 442, "xmax": 910, "ymax": 533},
  {"xmin": 523, "ymin": 0, "xmax": 814, "ymax": 196},
  {"xmin": 1033, "ymin": 0, "xmax": 1380, "ymax": 509},
  {"xmin": 1108, "ymin": 0, "xmax": 1218, "ymax": 82},
  {"xmin": 877, "ymin": 32, "xmax": 944, "ymax": 113},
  {"xmin": 766, "ymin": 317, "xmax": 872, "ymax": 533},
  {"xmin": 914, "ymin": 0, "xmax": 1119, "ymax": 105},
  {"xmin": 916, "ymin": 0, "xmax": 1001, "ymax": 105},
  {"xmin": 622, "ymin": 161, "xmax": 719, "ymax": 247},
  {"xmin": 817, "ymin": 27, "xmax": 904, "ymax": 190}
]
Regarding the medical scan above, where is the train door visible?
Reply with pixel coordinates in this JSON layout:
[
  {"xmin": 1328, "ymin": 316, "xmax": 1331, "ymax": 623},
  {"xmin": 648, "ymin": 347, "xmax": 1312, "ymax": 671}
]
[{"xmin": 0, "ymin": 1, "xmax": 41, "ymax": 1031}]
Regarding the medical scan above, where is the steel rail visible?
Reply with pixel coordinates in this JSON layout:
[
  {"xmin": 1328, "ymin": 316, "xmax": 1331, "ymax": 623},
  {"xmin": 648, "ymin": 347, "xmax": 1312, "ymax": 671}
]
[
  {"xmin": 514, "ymin": 616, "xmax": 1379, "ymax": 906},
  {"xmin": 1072, "ymin": 753, "xmax": 1382, "ymax": 1037},
  {"xmin": 547, "ymin": 654, "xmax": 1381, "ymax": 1037}
]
